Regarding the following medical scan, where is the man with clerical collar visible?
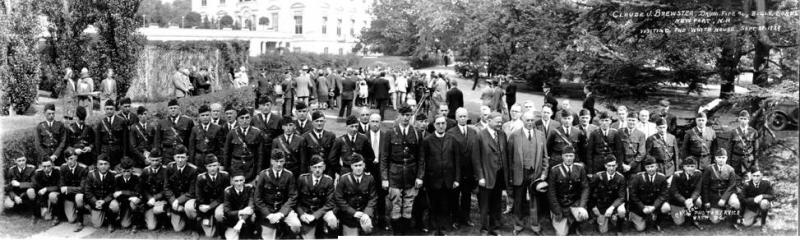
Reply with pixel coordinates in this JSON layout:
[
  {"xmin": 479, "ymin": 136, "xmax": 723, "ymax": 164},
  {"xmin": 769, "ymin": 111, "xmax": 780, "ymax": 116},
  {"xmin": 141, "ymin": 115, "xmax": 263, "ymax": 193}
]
[
  {"xmin": 335, "ymin": 153, "xmax": 377, "ymax": 236},
  {"xmin": 300, "ymin": 111, "xmax": 336, "ymax": 176},
  {"xmin": 36, "ymin": 103, "xmax": 67, "ymax": 166},
  {"xmin": 189, "ymin": 104, "xmax": 224, "ymax": 169},
  {"xmin": 590, "ymin": 155, "xmax": 627, "ymax": 235},
  {"xmin": 547, "ymin": 147, "xmax": 590, "ymax": 236},
  {"xmin": 627, "ymin": 156, "xmax": 670, "ymax": 233},
  {"xmin": 296, "ymin": 155, "xmax": 338, "ymax": 239},
  {"xmin": 254, "ymin": 150, "xmax": 302, "ymax": 239},
  {"xmin": 421, "ymin": 116, "xmax": 459, "ymax": 236}
]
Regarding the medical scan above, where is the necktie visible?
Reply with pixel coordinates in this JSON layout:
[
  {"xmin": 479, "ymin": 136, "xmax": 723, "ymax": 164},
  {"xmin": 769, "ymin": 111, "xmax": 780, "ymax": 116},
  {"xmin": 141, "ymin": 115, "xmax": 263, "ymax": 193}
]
[
  {"xmin": 125, "ymin": 178, "xmax": 129, "ymax": 184},
  {"xmin": 461, "ymin": 127, "xmax": 466, "ymax": 136},
  {"xmin": 372, "ymin": 134, "xmax": 379, "ymax": 154},
  {"xmin": 564, "ymin": 165, "xmax": 570, "ymax": 176},
  {"xmin": 566, "ymin": 127, "xmax": 570, "ymax": 136},
  {"xmin": 100, "ymin": 173, "xmax": 104, "ymax": 182},
  {"xmin": 48, "ymin": 122, "xmax": 52, "ymax": 128},
  {"xmin": 173, "ymin": 117, "xmax": 179, "ymax": 125},
  {"xmin": 179, "ymin": 168, "xmax": 183, "ymax": 175},
  {"xmin": 276, "ymin": 170, "xmax": 281, "ymax": 179},
  {"xmin": 649, "ymin": 175, "xmax": 654, "ymax": 184},
  {"xmin": 287, "ymin": 135, "xmax": 292, "ymax": 143},
  {"xmin": 755, "ymin": 182, "xmax": 759, "ymax": 188},
  {"xmin": 211, "ymin": 175, "xmax": 216, "ymax": 182},
  {"xmin": 527, "ymin": 130, "xmax": 532, "ymax": 141},
  {"xmin": 313, "ymin": 178, "xmax": 319, "ymax": 186},
  {"xmin": 402, "ymin": 127, "xmax": 407, "ymax": 136},
  {"xmin": 356, "ymin": 177, "xmax": 361, "ymax": 184},
  {"xmin": 78, "ymin": 124, "xmax": 83, "ymax": 131},
  {"xmin": 350, "ymin": 135, "xmax": 355, "ymax": 144},
  {"xmin": 204, "ymin": 125, "xmax": 209, "ymax": 132}
]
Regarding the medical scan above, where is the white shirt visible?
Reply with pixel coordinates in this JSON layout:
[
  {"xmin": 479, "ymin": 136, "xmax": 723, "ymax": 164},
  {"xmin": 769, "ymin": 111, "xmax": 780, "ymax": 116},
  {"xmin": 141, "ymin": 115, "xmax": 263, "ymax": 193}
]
[
  {"xmin": 487, "ymin": 127, "xmax": 497, "ymax": 140},
  {"xmin": 637, "ymin": 122, "xmax": 658, "ymax": 138},
  {"xmin": 435, "ymin": 132, "xmax": 445, "ymax": 138},
  {"xmin": 399, "ymin": 125, "xmax": 410, "ymax": 136},
  {"xmin": 371, "ymin": 131, "xmax": 381, "ymax": 161}
]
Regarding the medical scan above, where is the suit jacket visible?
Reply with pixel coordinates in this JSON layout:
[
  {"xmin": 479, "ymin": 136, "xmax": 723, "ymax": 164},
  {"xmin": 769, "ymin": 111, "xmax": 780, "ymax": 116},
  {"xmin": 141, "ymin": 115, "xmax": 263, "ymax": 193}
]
[
  {"xmin": 84, "ymin": 170, "xmax": 116, "ymax": 208},
  {"xmin": 334, "ymin": 173, "xmax": 377, "ymax": 227},
  {"xmin": 740, "ymin": 179, "xmax": 774, "ymax": 211},
  {"xmin": 33, "ymin": 168, "xmax": 61, "ymax": 193},
  {"xmin": 155, "ymin": 115, "xmax": 195, "ymax": 150},
  {"xmin": 293, "ymin": 119, "xmax": 313, "ymax": 135},
  {"xmin": 534, "ymin": 119, "xmax": 561, "ymax": 139},
  {"xmin": 4, "ymin": 165, "xmax": 35, "ymax": 192},
  {"xmin": 628, "ymin": 172, "xmax": 669, "ymax": 215},
  {"xmin": 422, "ymin": 133, "xmax": 459, "ymax": 190},
  {"xmin": 339, "ymin": 76, "xmax": 357, "ymax": 100},
  {"xmin": 272, "ymin": 134, "xmax": 304, "ymax": 176},
  {"xmin": 615, "ymin": 127, "xmax": 647, "ymax": 173},
  {"xmin": 586, "ymin": 128, "xmax": 620, "ymax": 174},
  {"xmin": 546, "ymin": 164, "xmax": 590, "ymax": 213},
  {"xmin": 300, "ymin": 130, "xmax": 336, "ymax": 174},
  {"xmin": 251, "ymin": 112, "xmax": 283, "ymax": 145},
  {"xmin": 446, "ymin": 88, "xmax": 464, "ymax": 119},
  {"xmin": 508, "ymin": 128, "xmax": 548, "ymax": 186},
  {"xmin": 446, "ymin": 126, "xmax": 479, "ymax": 182},
  {"xmin": 195, "ymin": 171, "xmax": 230, "ymax": 209},
  {"xmin": 295, "ymin": 173, "xmax": 335, "ymax": 219},
  {"xmin": 583, "ymin": 94, "xmax": 596, "ymax": 119},
  {"xmin": 544, "ymin": 93, "xmax": 559, "ymax": 118},
  {"xmin": 329, "ymin": 133, "xmax": 373, "ymax": 175},
  {"xmin": 188, "ymin": 123, "xmax": 225, "ymax": 163},
  {"xmin": 113, "ymin": 174, "xmax": 141, "ymax": 199},
  {"xmin": 370, "ymin": 77, "xmax": 391, "ymax": 100},
  {"xmin": 365, "ymin": 130, "xmax": 388, "ymax": 177},
  {"xmin": 140, "ymin": 165, "xmax": 168, "ymax": 201},
  {"xmin": 254, "ymin": 168, "xmax": 297, "ymax": 225},
  {"xmin": 590, "ymin": 171, "xmax": 626, "ymax": 211},
  {"xmin": 223, "ymin": 184, "xmax": 255, "ymax": 227},
  {"xmin": 35, "ymin": 120, "xmax": 68, "ymax": 162},
  {"xmin": 164, "ymin": 163, "xmax": 198, "ymax": 203},
  {"xmin": 472, "ymin": 128, "xmax": 509, "ymax": 190},
  {"xmin": 668, "ymin": 169, "xmax": 702, "ymax": 206},
  {"xmin": 59, "ymin": 164, "xmax": 88, "ymax": 194},
  {"xmin": 381, "ymin": 125, "xmax": 424, "ymax": 189}
]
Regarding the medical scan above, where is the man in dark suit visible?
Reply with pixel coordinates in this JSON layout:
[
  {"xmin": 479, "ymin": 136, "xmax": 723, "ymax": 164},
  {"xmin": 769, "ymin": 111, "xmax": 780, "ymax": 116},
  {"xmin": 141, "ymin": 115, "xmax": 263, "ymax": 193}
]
[
  {"xmin": 628, "ymin": 157, "xmax": 670, "ymax": 232},
  {"xmin": 83, "ymin": 155, "xmax": 117, "ymax": 231},
  {"xmin": 548, "ymin": 110, "xmax": 580, "ymax": 167},
  {"xmin": 587, "ymin": 112, "xmax": 620, "ymax": 175},
  {"xmin": 543, "ymin": 83, "xmax": 558, "ymax": 118},
  {"xmin": 31, "ymin": 103, "xmax": 68, "ymax": 165},
  {"xmin": 338, "ymin": 71, "xmax": 357, "ymax": 118},
  {"xmin": 95, "ymin": 100, "xmax": 128, "ymax": 168},
  {"xmin": 667, "ymin": 157, "xmax": 703, "ymax": 230},
  {"xmin": 472, "ymin": 112, "xmax": 508, "ymax": 236},
  {"xmin": 739, "ymin": 166, "xmax": 774, "ymax": 232},
  {"xmin": 616, "ymin": 112, "xmax": 647, "ymax": 176},
  {"xmin": 190, "ymin": 154, "xmax": 230, "ymax": 237},
  {"xmin": 223, "ymin": 173, "xmax": 258, "ymax": 240},
  {"xmin": 272, "ymin": 120, "xmax": 304, "ymax": 176},
  {"xmin": 426, "ymin": 104, "xmax": 457, "ymax": 134},
  {"xmin": 252, "ymin": 98, "xmax": 284, "ymax": 158},
  {"xmin": 446, "ymin": 81, "xmax": 464, "ymax": 119},
  {"xmin": 223, "ymin": 109, "xmax": 264, "ymax": 182},
  {"xmin": 363, "ymin": 113, "xmax": 388, "ymax": 228},
  {"xmin": 293, "ymin": 102, "xmax": 313, "ymax": 135},
  {"xmin": 682, "ymin": 112, "xmax": 717, "ymax": 170},
  {"xmin": 547, "ymin": 147, "xmax": 590, "ymax": 236},
  {"xmin": 155, "ymin": 99, "xmax": 195, "ymax": 162},
  {"xmin": 329, "ymin": 116, "xmax": 373, "ymax": 177},
  {"xmin": 447, "ymin": 108, "xmax": 478, "ymax": 228},
  {"xmin": 296, "ymin": 155, "xmax": 338, "ymax": 239},
  {"xmin": 189, "ymin": 105, "xmax": 225, "ymax": 168},
  {"xmin": 109, "ymin": 158, "xmax": 141, "ymax": 232},
  {"xmin": 590, "ymin": 156, "xmax": 627, "ymax": 235},
  {"xmin": 371, "ymin": 72, "xmax": 391, "ymax": 120},
  {"xmin": 650, "ymin": 99, "xmax": 678, "ymax": 136},
  {"xmin": 128, "ymin": 106, "xmax": 156, "ymax": 169},
  {"xmin": 334, "ymin": 154, "xmax": 378, "ymax": 236},
  {"xmin": 381, "ymin": 106, "xmax": 424, "ymax": 235},
  {"xmin": 140, "ymin": 150, "xmax": 169, "ymax": 231},
  {"xmin": 507, "ymin": 110, "xmax": 548, "ymax": 235},
  {"xmin": 222, "ymin": 104, "xmax": 238, "ymax": 139},
  {"xmin": 356, "ymin": 107, "xmax": 371, "ymax": 134},
  {"xmin": 66, "ymin": 106, "xmax": 95, "ymax": 167},
  {"xmin": 164, "ymin": 145, "xmax": 198, "ymax": 232},
  {"xmin": 582, "ymin": 86, "xmax": 596, "ymax": 120},
  {"xmin": 281, "ymin": 71, "xmax": 296, "ymax": 117},
  {"xmin": 4, "ymin": 152, "xmax": 36, "ymax": 215},
  {"xmin": 254, "ymin": 150, "xmax": 301, "ymax": 239},
  {"xmin": 210, "ymin": 103, "xmax": 227, "ymax": 127},
  {"xmin": 33, "ymin": 157, "xmax": 61, "ymax": 225},
  {"xmin": 535, "ymin": 103, "xmax": 561, "ymax": 139},
  {"xmin": 300, "ymin": 111, "xmax": 336, "ymax": 174},
  {"xmin": 60, "ymin": 150, "xmax": 89, "ymax": 232},
  {"xmin": 116, "ymin": 98, "xmax": 139, "ymax": 127},
  {"xmin": 421, "ymin": 116, "xmax": 459, "ymax": 236}
]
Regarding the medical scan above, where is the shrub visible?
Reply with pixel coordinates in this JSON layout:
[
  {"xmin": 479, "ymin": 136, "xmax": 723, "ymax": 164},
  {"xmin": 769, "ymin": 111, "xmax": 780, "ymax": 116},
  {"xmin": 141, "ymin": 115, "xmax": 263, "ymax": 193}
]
[
  {"xmin": 407, "ymin": 55, "xmax": 439, "ymax": 69},
  {"xmin": 250, "ymin": 52, "xmax": 362, "ymax": 74},
  {"xmin": 1, "ymin": 0, "xmax": 42, "ymax": 115}
]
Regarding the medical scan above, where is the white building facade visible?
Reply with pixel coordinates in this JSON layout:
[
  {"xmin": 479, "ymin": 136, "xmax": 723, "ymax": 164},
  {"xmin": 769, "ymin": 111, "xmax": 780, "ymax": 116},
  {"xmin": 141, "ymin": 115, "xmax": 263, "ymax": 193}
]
[{"xmin": 190, "ymin": 0, "xmax": 373, "ymax": 56}]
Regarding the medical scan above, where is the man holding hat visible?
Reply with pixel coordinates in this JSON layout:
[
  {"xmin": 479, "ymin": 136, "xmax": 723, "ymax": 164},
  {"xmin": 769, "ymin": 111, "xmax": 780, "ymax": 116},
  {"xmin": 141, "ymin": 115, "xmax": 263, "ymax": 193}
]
[
  {"xmin": 140, "ymin": 150, "xmax": 169, "ymax": 231},
  {"xmin": 335, "ymin": 153, "xmax": 378, "ymax": 236},
  {"xmin": 59, "ymin": 149, "xmax": 89, "ymax": 232},
  {"xmin": 508, "ymin": 110, "xmax": 548, "ymax": 235},
  {"xmin": 739, "ymin": 166, "xmax": 774, "ymax": 232},
  {"xmin": 164, "ymin": 145, "xmax": 199, "ymax": 232},
  {"xmin": 296, "ymin": 155, "xmax": 338, "ymax": 239},
  {"xmin": 33, "ymin": 156, "xmax": 62, "ymax": 225},
  {"xmin": 190, "ymin": 154, "xmax": 230, "ymax": 237},
  {"xmin": 646, "ymin": 117, "xmax": 680, "ymax": 175},
  {"xmin": 128, "ymin": 106, "xmax": 156, "ymax": 169},
  {"xmin": 35, "ymin": 103, "xmax": 68, "ymax": 166},
  {"xmin": 155, "ymin": 99, "xmax": 195, "ymax": 162},
  {"xmin": 627, "ymin": 156, "xmax": 670, "ymax": 232},
  {"xmin": 547, "ymin": 146, "xmax": 590, "ymax": 236},
  {"xmin": 300, "ymin": 111, "xmax": 336, "ymax": 175},
  {"xmin": 3, "ymin": 151, "xmax": 37, "ymax": 215},
  {"xmin": 728, "ymin": 110, "xmax": 759, "ymax": 177},
  {"xmin": 381, "ymin": 105, "xmax": 424, "ymax": 235},
  {"xmin": 109, "ymin": 157, "xmax": 141, "ymax": 232},
  {"xmin": 590, "ymin": 155, "xmax": 627, "ymax": 235},
  {"xmin": 272, "ymin": 118, "xmax": 303, "ymax": 176},
  {"xmin": 329, "ymin": 115, "xmax": 373, "ymax": 177},
  {"xmin": 587, "ymin": 111, "xmax": 620, "ymax": 175},
  {"xmin": 223, "ymin": 108, "xmax": 264, "ymax": 182},
  {"xmin": 254, "ymin": 149, "xmax": 302, "ymax": 239},
  {"xmin": 682, "ymin": 112, "xmax": 717, "ymax": 170},
  {"xmin": 189, "ymin": 104, "xmax": 225, "ymax": 168},
  {"xmin": 701, "ymin": 148, "xmax": 741, "ymax": 230},
  {"xmin": 223, "ymin": 172, "xmax": 258, "ymax": 240},
  {"xmin": 83, "ymin": 154, "xmax": 117, "ymax": 231},
  {"xmin": 116, "ymin": 97, "xmax": 138, "ymax": 126},
  {"xmin": 293, "ymin": 102, "xmax": 313, "ymax": 135},
  {"xmin": 66, "ymin": 106, "xmax": 95, "ymax": 167},
  {"xmin": 667, "ymin": 156, "xmax": 704, "ymax": 230},
  {"xmin": 95, "ymin": 99, "xmax": 129, "ymax": 169}
]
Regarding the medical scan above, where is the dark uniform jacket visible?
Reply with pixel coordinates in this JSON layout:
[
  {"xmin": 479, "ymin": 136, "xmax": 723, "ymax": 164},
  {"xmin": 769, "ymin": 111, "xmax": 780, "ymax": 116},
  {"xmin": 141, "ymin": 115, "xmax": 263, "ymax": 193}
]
[
  {"xmin": 251, "ymin": 112, "xmax": 283, "ymax": 148},
  {"xmin": 220, "ymin": 120, "xmax": 237, "ymax": 142},
  {"xmin": 700, "ymin": 164, "xmax": 738, "ymax": 205},
  {"xmin": 35, "ymin": 120, "xmax": 68, "ymax": 164},
  {"xmin": 300, "ymin": 130, "xmax": 336, "ymax": 175},
  {"xmin": 381, "ymin": 125, "xmax": 424, "ymax": 189},
  {"xmin": 586, "ymin": 128, "xmax": 620, "ymax": 174},
  {"xmin": 547, "ymin": 126, "xmax": 581, "ymax": 165},
  {"xmin": 223, "ymin": 126, "xmax": 264, "ymax": 181},
  {"xmin": 583, "ymin": 93, "xmax": 596, "ymax": 119},
  {"xmin": 223, "ymin": 184, "xmax": 255, "ymax": 227},
  {"xmin": 576, "ymin": 124, "xmax": 599, "ymax": 166},
  {"xmin": 334, "ymin": 173, "xmax": 377, "ymax": 227},
  {"xmin": 534, "ymin": 119, "xmax": 561, "ymax": 139},
  {"xmin": 547, "ymin": 164, "xmax": 590, "ymax": 214},
  {"xmin": 195, "ymin": 171, "xmax": 230, "ymax": 210},
  {"xmin": 615, "ymin": 127, "xmax": 647, "ymax": 173},
  {"xmin": 83, "ymin": 170, "xmax": 117, "ymax": 209},
  {"xmin": 729, "ymin": 127, "xmax": 757, "ymax": 157},
  {"xmin": 128, "ymin": 122, "xmax": 156, "ymax": 166},
  {"xmin": 254, "ymin": 169, "xmax": 297, "ymax": 226},
  {"xmin": 650, "ymin": 111, "xmax": 678, "ymax": 136},
  {"xmin": 272, "ymin": 134, "xmax": 304, "ymax": 176},
  {"xmin": 4, "ymin": 164, "xmax": 35, "ymax": 194},
  {"xmin": 94, "ymin": 115, "xmax": 128, "ymax": 158},
  {"xmin": 645, "ymin": 132, "xmax": 680, "ymax": 167},
  {"xmin": 668, "ymin": 169, "xmax": 702, "ymax": 206},
  {"xmin": 59, "ymin": 164, "xmax": 88, "ymax": 195},
  {"xmin": 293, "ymin": 119, "xmax": 313, "ymax": 135},
  {"xmin": 140, "ymin": 165, "xmax": 168, "ymax": 202},
  {"xmin": 113, "ymin": 174, "xmax": 142, "ymax": 200},
  {"xmin": 628, "ymin": 172, "xmax": 669, "ymax": 215},
  {"xmin": 422, "ymin": 133, "xmax": 459, "ymax": 190},
  {"xmin": 446, "ymin": 126, "xmax": 479, "ymax": 184},
  {"xmin": 590, "ymin": 171, "xmax": 626, "ymax": 211},
  {"xmin": 66, "ymin": 122, "xmax": 95, "ymax": 166},
  {"xmin": 296, "ymin": 173, "xmax": 335, "ymax": 220},
  {"xmin": 339, "ymin": 76, "xmax": 357, "ymax": 100},
  {"xmin": 33, "ymin": 168, "xmax": 61, "ymax": 194},
  {"xmin": 681, "ymin": 127, "xmax": 716, "ymax": 157},
  {"xmin": 188, "ymin": 123, "xmax": 225, "ymax": 164},
  {"xmin": 164, "ymin": 163, "xmax": 197, "ymax": 204},
  {"xmin": 155, "ymin": 115, "xmax": 195, "ymax": 151},
  {"xmin": 740, "ymin": 179, "xmax": 774, "ymax": 211},
  {"xmin": 329, "ymin": 133, "xmax": 373, "ymax": 176},
  {"xmin": 117, "ymin": 112, "xmax": 139, "ymax": 127}
]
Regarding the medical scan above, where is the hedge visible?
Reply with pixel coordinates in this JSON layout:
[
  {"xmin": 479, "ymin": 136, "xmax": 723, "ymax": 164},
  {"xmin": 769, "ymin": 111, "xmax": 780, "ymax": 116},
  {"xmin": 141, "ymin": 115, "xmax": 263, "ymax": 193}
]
[
  {"xmin": 250, "ymin": 52, "xmax": 362, "ymax": 73},
  {"xmin": 2, "ymin": 87, "xmax": 256, "ymax": 167}
]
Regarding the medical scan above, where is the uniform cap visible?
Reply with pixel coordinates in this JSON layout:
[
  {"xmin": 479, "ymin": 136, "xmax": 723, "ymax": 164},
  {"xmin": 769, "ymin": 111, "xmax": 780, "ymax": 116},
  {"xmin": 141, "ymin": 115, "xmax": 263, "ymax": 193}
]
[
  {"xmin": 349, "ymin": 153, "xmax": 365, "ymax": 165},
  {"xmin": 738, "ymin": 110, "xmax": 750, "ymax": 118},
  {"xmin": 715, "ymin": 148, "xmax": 727, "ymax": 157},
  {"xmin": 295, "ymin": 102, "xmax": 307, "ymax": 110},
  {"xmin": 310, "ymin": 155, "xmax": 325, "ymax": 166},
  {"xmin": 136, "ymin": 106, "xmax": 147, "ymax": 115},
  {"xmin": 346, "ymin": 115, "xmax": 359, "ymax": 125},
  {"xmin": 168, "ymin": 99, "xmax": 179, "ymax": 107},
  {"xmin": 44, "ymin": 103, "xmax": 56, "ymax": 112},
  {"xmin": 562, "ymin": 146, "xmax": 575, "ymax": 155},
  {"xmin": 642, "ymin": 156, "xmax": 657, "ymax": 166},
  {"xmin": 119, "ymin": 97, "xmax": 131, "ymax": 105},
  {"xmin": 105, "ymin": 99, "xmax": 115, "ymax": 108},
  {"xmin": 198, "ymin": 104, "xmax": 211, "ymax": 114},
  {"xmin": 311, "ymin": 111, "xmax": 325, "ymax": 121},
  {"xmin": 237, "ymin": 108, "xmax": 250, "ymax": 117},
  {"xmin": 398, "ymin": 106, "xmax": 412, "ymax": 114},
  {"xmin": 203, "ymin": 154, "xmax": 219, "ymax": 166}
]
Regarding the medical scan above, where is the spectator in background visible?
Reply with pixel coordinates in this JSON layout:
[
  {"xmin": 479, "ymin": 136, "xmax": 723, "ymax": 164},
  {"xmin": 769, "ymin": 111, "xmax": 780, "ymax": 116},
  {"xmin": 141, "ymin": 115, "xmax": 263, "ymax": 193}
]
[
  {"xmin": 371, "ymin": 72, "xmax": 391, "ymax": 120},
  {"xmin": 195, "ymin": 67, "xmax": 212, "ymax": 95},
  {"xmin": 543, "ymin": 83, "xmax": 558, "ymax": 119},
  {"xmin": 445, "ymin": 80, "xmax": 463, "ymax": 119},
  {"xmin": 281, "ymin": 71, "xmax": 297, "ymax": 117},
  {"xmin": 100, "ymin": 69, "xmax": 117, "ymax": 104},
  {"xmin": 233, "ymin": 66, "xmax": 249, "ymax": 89},
  {"xmin": 637, "ymin": 109, "xmax": 658, "ymax": 138},
  {"xmin": 62, "ymin": 68, "xmax": 77, "ymax": 108},
  {"xmin": 316, "ymin": 72, "xmax": 332, "ymax": 109},
  {"xmin": 395, "ymin": 72, "xmax": 409, "ymax": 110},
  {"xmin": 295, "ymin": 66, "xmax": 315, "ymax": 106},
  {"xmin": 173, "ymin": 67, "xmax": 193, "ymax": 99},
  {"xmin": 338, "ymin": 70, "xmax": 357, "ymax": 119},
  {"xmin": 583, "ymin": 86, "xmax": 595, "ymax": 121},
  {"xmin": 76, "ymin": 68, "xmax": 95, "ymax": 116},
  {"xmin": 504, "ymin": 77, "xmax": 517, "ymax": 119}
]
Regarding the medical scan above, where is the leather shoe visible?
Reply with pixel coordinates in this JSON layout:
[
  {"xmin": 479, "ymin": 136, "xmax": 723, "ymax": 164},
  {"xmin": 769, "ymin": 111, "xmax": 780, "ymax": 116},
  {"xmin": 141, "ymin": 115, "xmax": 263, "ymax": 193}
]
[
  {"xmin": 74, "ymin": 224, "xmax": 84, "ymax": 232},
  {"xmin": 480, "ymin": 230, "xmax": 489, "ymax": 236},
  {"xmin": 761, "ymin": 226, "xmax": 768, "ymax": 233},
  {"xmin": 131, "ymin": 226, "xmax": 138, "ymax": 234},
  {"xmin": 692, "ymin": 221, "xmax": 704, "ymax": 231},
  {"xmin": 51, "ymin": 219, "xmax": 61, "ymax": 226},
  {"xmin": 420, "ymin": 227, "xmax": 430, "ymax": 234},
  {"xmin": 532, "ymin": 230, "xmax": 543, "ymax": 236},
  {"xmin": 108, "ymin": 225, "xmax": 116, "ymax": 233},
  {"xmin": 489, "ymin": 230, "xmax": 501, "ymax": 236},
  {"xmin": 732, "ymin": 223, "xmax": 742, "ymax": 231},
  {"xmin": 512, "ymin": 229, "xmax": 522, "ymax": 236},
  {"xmin": 654, "ymin": 224, "xmax": 663, "ymax": 233}
]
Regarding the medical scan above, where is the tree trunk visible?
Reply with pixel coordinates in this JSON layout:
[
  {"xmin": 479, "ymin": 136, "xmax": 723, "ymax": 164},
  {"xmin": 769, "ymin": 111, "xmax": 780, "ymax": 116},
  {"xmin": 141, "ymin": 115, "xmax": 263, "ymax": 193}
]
[{"xmin": 717, "ymin": 35, "xmax": 741, "ymax": 99}]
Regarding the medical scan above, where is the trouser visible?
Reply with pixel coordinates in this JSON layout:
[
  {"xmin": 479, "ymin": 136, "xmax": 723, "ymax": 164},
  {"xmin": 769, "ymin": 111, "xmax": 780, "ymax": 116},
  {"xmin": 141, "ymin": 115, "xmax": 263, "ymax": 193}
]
[
  {"xmin": 260, "ymin": 210, "xmax": 301, "ymax": 240},
  {"xmin": 63, "ymin": 193, "xmax": 85, "ymax": 223},
  {"xmin": 512, "ymin": 171, "xmax": 541, "ymax": 232},
  {"xmin": 300, "ymin": 211, "xmax": 338, "ymax": 239},
  {"xmin": 224, "ymin": 215, "xmax": 257, "ymax": 240},
  {"xmin": 376, "ymin": 98, "xmax": 389, "ymax": 120},
  {"xmin": 38, "ymin": 191, "xmax": 60, "ymax": 220},
  {"xmin": 3, "ymin": 189, "xmax": 36, "ymax": 210},
  {"xmin": 109, "ymin": 197, "xmax": 140, "ymax": 228},
  {"xmin": 741, "ymin": 200, "xmax": 770, "ymax": 227},
  {"xmin": 592, "ymin": 205, "xmax": 627, "ymax": 233},
  {"xmin": 669, "ymin": 198, "xmax": 702, "ymax": 225},
  {"xmin": 144, "ymin": 200, "xmax": 168, "ymax": 230},
  {"xmin": 396, "ymin": 92, "xmax": 407, "ymax": 107},
  {"xmin": 730, "ymin": 154, "xmax": 755, "ymax": 177},
  {"xmin": 691, "ymin": 154, "xmax": 711, "ymax": 170},
  {"xmin": 412, "ymin": 187, "xmax": 429, "ymax": 230},
  {"xmin": 629, "ymin": 202, "xmax": 671, "ymax": 231},
  {"xmin": 551, "ymin": 207, "xmax": 589, "ymax": 236},
  {"xmin": 659, "ymin": 161, "xmax": 676, "ymax": 176},
  {"xmin": 478, "ymin": 170, "xmax": 505, "ymax": 232},
  {"xmin": 451, "ymin": 177, "xmax": 475, "ymax": 223},
  {"xmin": 186, "ymin": 202, "xmax": 225, "ymax": 237},
  {"xmin": 85, "ymin": 202, "xmax": 110, "ymax": 228},
  {"xmin": 428, "ymin": 188, "xmax": 451, "ymax": 232},
  {"xmin": 387, "ymin": 187, "xmax": 418, "ymax": 220},
  {"xmin": 282, "ymin": 97, "xmax": 294, "ymax": 117},
  {"xmin": 472, "ymin": 77, "xmax": 480, "ymax": 90},
  {"xmin": 709, "ymin": 193, "xmax": 741, "ymax": 224},
  {"xmin": 339, "ymin": 99, "xmax": 353, "ymax": 117},
  {"xmin": 170, "ymin": 198, "xmax": 196, "ymax": 232}
]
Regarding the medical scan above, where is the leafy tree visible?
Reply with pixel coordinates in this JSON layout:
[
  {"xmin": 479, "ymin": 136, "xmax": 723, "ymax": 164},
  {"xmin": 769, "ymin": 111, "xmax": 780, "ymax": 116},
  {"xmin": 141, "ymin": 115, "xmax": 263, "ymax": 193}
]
[
  {"xmin": 220, "ymin": 15, "xmax": 233, "ymax": 28},
  {"xmin": 185, "ymin": 11, "xmax": 202, "ymax": 28},
  {"xmin": 1, "ymin": 0, "xmax": 42, "ymax": 114},
  {"xmin": 93, "ymin": 0, "xmax": 146, "ymax": 99},
  {"xmin": 136, "ymin": 0, "xmax": 191, "ymax": 27}
]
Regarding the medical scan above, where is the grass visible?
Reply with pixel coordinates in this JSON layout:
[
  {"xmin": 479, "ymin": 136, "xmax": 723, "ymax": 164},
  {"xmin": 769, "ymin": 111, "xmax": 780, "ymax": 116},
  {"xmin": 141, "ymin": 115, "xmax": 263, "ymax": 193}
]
[{"xmin": 0, "ymin": 211, "xmax": 53, "ymax": 239}]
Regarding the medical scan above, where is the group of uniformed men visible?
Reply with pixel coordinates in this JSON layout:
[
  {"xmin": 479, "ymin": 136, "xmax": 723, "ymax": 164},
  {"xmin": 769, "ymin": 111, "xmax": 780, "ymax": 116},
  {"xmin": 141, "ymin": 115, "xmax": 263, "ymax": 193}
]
[{"xmin": 3, "ymin": 93, "xmax": 775, "ymax": 238}]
